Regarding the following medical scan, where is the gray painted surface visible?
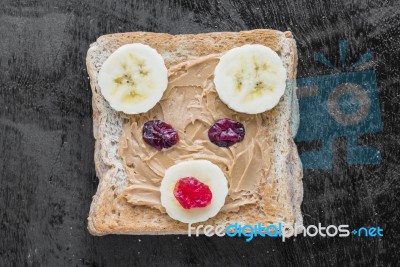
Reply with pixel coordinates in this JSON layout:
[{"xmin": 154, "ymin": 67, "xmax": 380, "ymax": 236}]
[{"xmin": 0, "ymin": 0, "xmax": 399, "ymax": 266}]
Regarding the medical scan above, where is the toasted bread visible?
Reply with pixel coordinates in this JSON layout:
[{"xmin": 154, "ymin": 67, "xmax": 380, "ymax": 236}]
[{"xmin": 86, "ymin": 29, "xmax": 303, "ymax": 235}]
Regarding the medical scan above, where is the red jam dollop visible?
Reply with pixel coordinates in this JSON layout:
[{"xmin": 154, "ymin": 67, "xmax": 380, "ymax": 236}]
[{"xmin": 173, "ymin": 177, "xmax": 212, "ymax": 209}]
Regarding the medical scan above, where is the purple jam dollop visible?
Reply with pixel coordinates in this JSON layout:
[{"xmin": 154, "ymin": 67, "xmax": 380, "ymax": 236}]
[
  {"xmin": 208, "ymin": 118, "xmax": 245, "ymax": 147},
  {"xmin": 142, "ymin": 120, "xmax": 179, "ymax": 150}
]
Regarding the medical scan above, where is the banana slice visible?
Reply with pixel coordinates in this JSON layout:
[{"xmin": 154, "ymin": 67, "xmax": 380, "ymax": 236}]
[
  {"xmin": 160, "ymin": 160, "xmax": 228, "ymax": 224},
  {"xmin": 98, "ymin": 43, "xmax": 168, "ymax": 114},
  {"xmin": 214, "ymin": 44, "xmax": 286, "ymax": 114}
]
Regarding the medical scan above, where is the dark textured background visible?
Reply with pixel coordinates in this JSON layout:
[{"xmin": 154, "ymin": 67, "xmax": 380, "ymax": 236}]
[{"xmin": 1, "ymin": 0, "xmax": 399, "ymax": 266}]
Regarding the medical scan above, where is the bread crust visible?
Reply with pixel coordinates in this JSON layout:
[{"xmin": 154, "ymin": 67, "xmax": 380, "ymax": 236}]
[{"xmin": 86, "ymin": 29, "xmax": 303, "ymax": 236}]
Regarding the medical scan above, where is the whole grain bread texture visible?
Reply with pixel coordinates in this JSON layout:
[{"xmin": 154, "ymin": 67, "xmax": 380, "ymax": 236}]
[{"xmin": 86, "ymin": 29, "xmax": 303, "ymax": 235}]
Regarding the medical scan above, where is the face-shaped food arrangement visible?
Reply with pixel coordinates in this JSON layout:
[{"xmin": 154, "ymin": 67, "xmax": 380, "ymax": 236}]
[{"xmin": 98, "ymin": 43, "xmax": 286, "ymax": 223}]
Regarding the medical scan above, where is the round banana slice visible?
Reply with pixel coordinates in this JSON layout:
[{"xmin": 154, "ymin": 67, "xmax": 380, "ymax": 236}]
[
  {"xmin": 98, "ymin": 43, "xmax": 168, "ymax": 114},
  {"xmin": 160, "ymin": 160, "xmax": 228, "ymax": 224},
  {"xmin": 214, "ymin": 44, "xmax": 286, "ymax": 114}
]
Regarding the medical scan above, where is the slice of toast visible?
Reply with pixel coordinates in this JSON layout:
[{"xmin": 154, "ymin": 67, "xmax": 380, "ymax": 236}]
[{"xmin": 86, "ymin": 29, "xmax": 303, "ymax": 235}]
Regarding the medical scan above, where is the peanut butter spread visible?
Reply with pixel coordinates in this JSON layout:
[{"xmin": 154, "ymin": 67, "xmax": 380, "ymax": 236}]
[{"xmin": 119, "ymin": 54, "xmax": 272, "ymax": 213}]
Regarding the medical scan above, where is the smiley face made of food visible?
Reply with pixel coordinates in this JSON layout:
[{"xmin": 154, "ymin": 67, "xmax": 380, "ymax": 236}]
[{"xmin": 98, "ymin": 43, "xmax": 286, "ymax": 224}]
